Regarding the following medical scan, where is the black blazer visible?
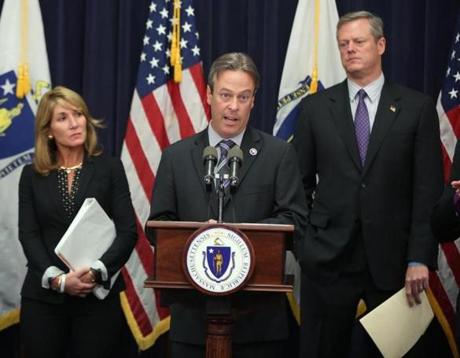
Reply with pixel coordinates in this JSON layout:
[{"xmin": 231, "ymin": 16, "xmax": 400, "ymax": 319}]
[
  {"xmin": 149, "ymin": 126, "xmax": 308, "ymax": 344},
  {"xmin": 18, "ymin": 155, "xmax": 137, "ymax": 304},
  {"xmin": 293, "ymin": 80, "xmax": 444, "ymax": 290}
]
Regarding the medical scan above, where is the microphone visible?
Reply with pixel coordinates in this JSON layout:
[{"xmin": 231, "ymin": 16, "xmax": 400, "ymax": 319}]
[
  {"xmin": 202, "ymin": 146, "xmax": 218, "ymax": 186},
  {"xmin": 228, "ymin": 146, "xmax": 243, "ymax": 188}
]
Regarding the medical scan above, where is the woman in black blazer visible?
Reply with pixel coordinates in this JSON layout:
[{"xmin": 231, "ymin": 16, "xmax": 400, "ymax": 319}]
[{"xmin": 18, "ymin": 86, "xmax": 137, "ymax": 358}]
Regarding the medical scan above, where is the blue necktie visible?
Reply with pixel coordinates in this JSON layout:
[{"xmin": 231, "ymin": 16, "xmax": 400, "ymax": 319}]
[
  {"xmin": 215, "ymin": 139, "xmax": 235, "ymax": 189},
  {"xmin": 354, "ymin": 89, "xmax": 370, "ymax": 166}
]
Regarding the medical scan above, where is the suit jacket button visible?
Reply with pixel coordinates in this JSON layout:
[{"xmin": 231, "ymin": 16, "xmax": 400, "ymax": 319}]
[{"xmin": 361, "ymin": 183, "xmax": 366, "ymax": 189}]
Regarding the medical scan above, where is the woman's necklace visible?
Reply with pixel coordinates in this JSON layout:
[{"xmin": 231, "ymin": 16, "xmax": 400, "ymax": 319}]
[{"xmin": 59, "ymin": 162, "xmax": 83, "ymax": 174}]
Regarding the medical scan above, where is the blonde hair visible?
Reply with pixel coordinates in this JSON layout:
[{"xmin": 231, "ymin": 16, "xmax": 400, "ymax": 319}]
[{"xmin": 33, "ymin": 86, "xmax": 103, "ymax": 174}]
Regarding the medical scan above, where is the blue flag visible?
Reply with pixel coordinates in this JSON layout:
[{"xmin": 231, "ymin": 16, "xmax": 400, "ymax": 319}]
[{"xmin": 0, "ymin": 0, "xmax": 50, "ymax": 330}]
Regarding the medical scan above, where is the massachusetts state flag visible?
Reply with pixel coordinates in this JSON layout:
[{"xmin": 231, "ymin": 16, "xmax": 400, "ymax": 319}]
[
  {"xmin": 273, "ymin": 0, "xmax": 344, "ymax": 323},
  {"xmin": 0, "ymin": 0, "xmax": 51, "ymax": 330},
  {"xmin": 119, "ymin": 0, "xmax": 209, "ymax": 350},
  {"xmin": 273, "ymin": 0, "xmax": 345, "ymax": 141}
]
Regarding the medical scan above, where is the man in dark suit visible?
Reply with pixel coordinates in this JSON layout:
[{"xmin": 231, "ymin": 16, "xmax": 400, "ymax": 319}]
[
  {"xmin": 149, "ymin": 52, "xmax": 307, "ymax": 357},
  {"xmin": 292, "ymin": 11, "xmax": 444, "ymax": 357}
]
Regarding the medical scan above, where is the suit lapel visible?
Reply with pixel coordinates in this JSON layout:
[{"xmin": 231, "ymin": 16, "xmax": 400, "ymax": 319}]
[
  {"xmin": 223, "ymin": 128, "xmax": 261, "ymax": 209},
  {"xmin": 330, "ymin": 82, "xmax": 362, "ymax": 171},
  {"xmin": 191, "ymin": 129, "xmax": 209, "ymax": 188},
  {"xmin": 362, "ymin": 83, "xmax": 400, "ymax": 176},
  {"xmin": 191, "ymin": 129, "xmax": 216, "ymax": 215},
  {"xmin": 75, "ymin": 156, "xmax": 95, "ymax": 210},
  {"xmin": 237, "ymin": 127, "xmax": 262, "ymax": 187}
]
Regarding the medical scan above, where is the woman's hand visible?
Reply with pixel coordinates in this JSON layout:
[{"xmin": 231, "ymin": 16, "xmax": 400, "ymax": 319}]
[{"xmin": 64, "ymin": 267, "xmax": 96, "ymax": 297}]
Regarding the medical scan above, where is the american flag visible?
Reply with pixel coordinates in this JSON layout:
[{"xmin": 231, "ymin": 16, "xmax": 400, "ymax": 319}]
[
  {"xmin": 432, "ymin": 15, "xmax": 460, "ymax": 356},
  {"xmin": 119, "ymin": 0, "xmax": 209, "ymax": 349}
]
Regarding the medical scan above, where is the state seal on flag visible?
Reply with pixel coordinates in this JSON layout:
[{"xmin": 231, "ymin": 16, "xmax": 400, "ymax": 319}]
[
  {"xmin": 0, "ymin": 71, "xmax": 34, "ymax": 156},
  {"xmin": 183, "ymin": 225, "xmax": 254, "ymax": 295}
]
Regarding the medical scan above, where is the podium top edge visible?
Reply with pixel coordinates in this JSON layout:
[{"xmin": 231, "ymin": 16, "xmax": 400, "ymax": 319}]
[{"xmin": 145, "ymin": 220, "xmax": 294, "ymax": 232}]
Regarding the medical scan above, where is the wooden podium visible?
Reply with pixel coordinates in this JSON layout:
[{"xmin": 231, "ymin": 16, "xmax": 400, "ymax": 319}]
[{"xmin": 145, "ymin": 220, "xmax": 294, "ymax": 358}]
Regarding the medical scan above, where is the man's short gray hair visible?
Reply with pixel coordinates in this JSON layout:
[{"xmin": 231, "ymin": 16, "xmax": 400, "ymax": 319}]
[
  {"xmin": 207, "ymin": 52, "xmax": 260, "ymax": 92},
  {"xmin": 337, "ymin": 11, "xmax": 384, "ymax": 40}
]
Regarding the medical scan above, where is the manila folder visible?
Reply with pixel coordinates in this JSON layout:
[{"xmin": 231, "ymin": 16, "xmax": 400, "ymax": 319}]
[{"xmin": 359, "ymin": 288, "xmax": 433, "ymax": 358}]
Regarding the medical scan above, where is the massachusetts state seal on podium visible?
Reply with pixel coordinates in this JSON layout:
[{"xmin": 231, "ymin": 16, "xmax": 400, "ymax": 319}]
[{"xmin": 183, "ymin": 225, "xmax": 254, "ymax": 295}]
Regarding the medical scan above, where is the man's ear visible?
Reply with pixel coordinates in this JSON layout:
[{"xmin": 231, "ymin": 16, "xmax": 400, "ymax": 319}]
[
  {"xmin": 377, "ymin": 37, "xmax": 386, "ymax": 56},
  {"xmin": 206, "ymin": 85, "xmax": 212, "ymax": 105}
]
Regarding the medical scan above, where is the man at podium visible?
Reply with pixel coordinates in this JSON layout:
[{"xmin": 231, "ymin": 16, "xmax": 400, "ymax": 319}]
[{"xmin": 148, "ymin": 52, "xmax": 307, "ymax": 358}]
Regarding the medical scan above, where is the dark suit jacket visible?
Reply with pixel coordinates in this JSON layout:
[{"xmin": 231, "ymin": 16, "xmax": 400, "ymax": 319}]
[
  {"xmin": 18, "ymin": 155, "xmax": 137, "ymax": 304},
  {"xmin": 149, "ymin": 126, "xmax": 308, "ymax": 344},
  {"xmin": 293, "ymin": 80, "xmax": 443, "ymax": 290},
  {"xmin": 432, "ymin": 142, "xmax": 460, "ymax": 242}
]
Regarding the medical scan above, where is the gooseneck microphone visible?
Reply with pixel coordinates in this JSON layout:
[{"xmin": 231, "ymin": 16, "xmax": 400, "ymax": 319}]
[
  {"xmin": 202, "ymin": 146, "xmax": 218, "ymax": 186},
  {"xmin": 228, "ymin": 146, "xmax": 243, "ymax": 188}
]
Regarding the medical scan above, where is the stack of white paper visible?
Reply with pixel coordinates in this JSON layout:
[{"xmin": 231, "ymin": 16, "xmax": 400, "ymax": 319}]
[{"xmin": 55, "ymin": 198, "xmax": 119, "ymax": 299}]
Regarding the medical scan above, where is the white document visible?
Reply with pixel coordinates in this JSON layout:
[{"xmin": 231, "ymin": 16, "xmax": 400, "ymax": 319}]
[
  {"xmin": 359, "ymin": 288, "xmax": 434, "ymax": 358},
  {"xmin": 55, "ymin": 198, "xmax": 119, "ymax": 299}
]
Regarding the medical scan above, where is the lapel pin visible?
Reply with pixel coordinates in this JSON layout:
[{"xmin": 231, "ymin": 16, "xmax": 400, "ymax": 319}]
[
  {"xmin": 390, "ymin": 105, "xmax": 396, "ymax": 112},
  {"xmin": 249, "ymin": 148, "xmax": 257, "ymax": 156}
]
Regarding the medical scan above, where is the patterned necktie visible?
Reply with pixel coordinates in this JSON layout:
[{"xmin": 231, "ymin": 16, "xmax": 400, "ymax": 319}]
[
  {"xmin": 354, "ymin": 89, "xmax": 370, "ymax": 166},
  {"xmin": 215, "ymin": 139, "xmax": 235, "ymax": 189}
]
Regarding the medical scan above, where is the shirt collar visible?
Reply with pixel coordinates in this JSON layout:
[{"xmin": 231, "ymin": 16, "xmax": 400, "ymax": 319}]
[
  {"xmin": 347, "ymin": 73, "xmax": 385, "ymax": 103},
  {"xmin": 207, "ymin": 121, "xmax": 245, "ymax": 147}
]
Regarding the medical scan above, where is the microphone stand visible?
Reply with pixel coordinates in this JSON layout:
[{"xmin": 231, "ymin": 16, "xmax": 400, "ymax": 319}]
[
  {"xmin": 216, "ymin": 173, "xmax": 227, "ymax": 223},
  {"xmin": 207, "ymin": 177, "xmax": 232, "ymax": 357}
]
